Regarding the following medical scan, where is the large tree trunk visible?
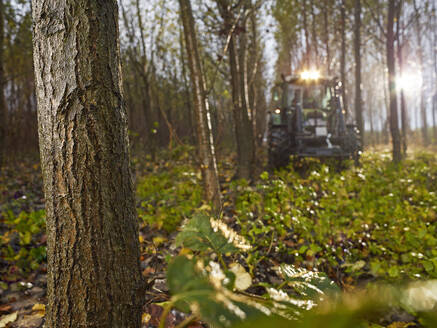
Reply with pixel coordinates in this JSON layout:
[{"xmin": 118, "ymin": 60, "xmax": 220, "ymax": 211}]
[
  {"xmin": 32, "ymin": 1, "xmax": 143, "ymax": 327},
  {"xmin": 0, "ymin": 0, "xmax": 6, "ymax": 167},
  {"xmin": 354, "ymin": 0, "xmax": 364, "ymax": 141},
  {"xmin": 387, "ymin": 0, "xmax": 402, "ymax": 162},
  {"xmin": 179, "ymin": 0, "xmax": 221, "ymax": 209}
]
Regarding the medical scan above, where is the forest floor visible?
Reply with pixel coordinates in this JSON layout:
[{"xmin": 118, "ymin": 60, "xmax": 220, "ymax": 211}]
[{"xmin": 0, "ymin": 147, "xmax": 436, "ymax": 328}]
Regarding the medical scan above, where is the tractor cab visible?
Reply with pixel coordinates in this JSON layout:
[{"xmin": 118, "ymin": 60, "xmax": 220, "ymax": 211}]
[{"xmin": 266, "ymin": 71, "xmax": 361, "ymax": 168}]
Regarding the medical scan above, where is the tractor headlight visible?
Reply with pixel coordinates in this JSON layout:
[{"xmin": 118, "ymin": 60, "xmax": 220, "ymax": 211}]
[{"xmin": 301, "ymin": 70, "xmax": 320, "ymax": 80}]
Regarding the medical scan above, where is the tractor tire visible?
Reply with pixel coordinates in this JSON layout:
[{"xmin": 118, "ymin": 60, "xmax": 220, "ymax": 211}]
[
  {"xmin": 345, "ymin": 125, "xmax": 362, "ymax": 165},
  {"xmin": 267, "ymin": 126, "xmax": 290, "ymax": 169}
]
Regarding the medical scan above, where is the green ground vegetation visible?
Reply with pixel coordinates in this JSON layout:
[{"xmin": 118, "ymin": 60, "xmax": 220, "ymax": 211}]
[{"xmin": 1, "ymin": 149, "xmax": 437, "ymax": 327}]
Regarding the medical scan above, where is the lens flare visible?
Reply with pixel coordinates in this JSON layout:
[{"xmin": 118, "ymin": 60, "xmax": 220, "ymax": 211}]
[
  {"xmin": 301, "ymin": 70, "xmax": 320, "ymax": 80},
  {"xmin": 396, "ymin": 72, "xmax": 422, "ymax": 91}
]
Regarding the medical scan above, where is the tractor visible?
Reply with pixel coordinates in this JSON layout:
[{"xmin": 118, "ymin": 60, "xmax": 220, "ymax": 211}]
[{"xmin": 266, "ymin": 71, "xmax": 361, "ymax": 168}]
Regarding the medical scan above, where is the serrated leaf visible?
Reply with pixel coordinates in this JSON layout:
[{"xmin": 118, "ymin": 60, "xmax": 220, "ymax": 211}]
[
  {"xmin": 167, "ymin": 256, "xmax": 267, "ymax": 328},
  {"xmin": 175, "ymin": 214, "xmax": 238, "ymax": 254},
  {"xmin": 277, "ymin": 264, "xmax": 340, "ymax": 299}
]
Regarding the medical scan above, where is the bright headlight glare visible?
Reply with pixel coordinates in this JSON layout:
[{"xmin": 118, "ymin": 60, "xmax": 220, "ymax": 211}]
[
  {"xmin": 301, "ymin": 70, "xmax": 320, "ymax": 80},
  {"xmin": 274, "ymin": 108, "xmax": 281, "ymax": 114}
]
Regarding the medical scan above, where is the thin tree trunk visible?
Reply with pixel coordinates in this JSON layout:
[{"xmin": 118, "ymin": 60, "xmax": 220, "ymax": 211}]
[
  {"xmin": 396, "ymin": 1, "xmax": 408, "ymax": 155},
  {"xmin": 433, "ymin": 95, "xmax": 436, "ymax": 143},
  {"xmin": 382, "ymin": 57, "xmax": 390, "ymax": 145},
  {"xmin": 229, "ymin": 33, "xmax": 255, "ymax": 179},
  {"xmin": 135, "ymin": 0, "xmax": 154, "ymax": 151},
  {"xmin": 387, "ymin": 0, "xmax": 402, "ymax": 162},
  {"xmin": 340, "ymin": 0, "xmax": 348, "ymax": 115},
  {"xmin": 32, "ymin": 1, "xmax": 143, "ymax": 327},
  {"xmin": 303, "ymin": 0, "xmax": 310, "ymax": 68},
  {"xmin": 433, "ymin": 0, "xmax": 437, "ymax": 143},
  {"xmin": 0, "ymin": 0, "xmax": 6, "ymax": 167},
  {"xmin": 237, "ymin": 3, "xmax": 255, "ymax": 177},
  {"xmin": 249, "ymin": 10, "xmax": 259, "ymax": 145},
  {"xmin": 368, "ymin": 93, "xmax": 375, "ymax": 147},
  {"xmin": 123, "ymin": 1, "xmax": 154, "ymax": 153},
  {"xmin": 310, "ymin": 0, "xmax": 319, "ymax": 66},
  {"xmin": 179, "ymin": 23, "xmax": 195, "ymax": 145},
  {"xmin": 179, "ymin": 0, "xmax": 221, "ymax": 209},
  {"xmin": 413, "ymin": 0, "xmax": 428, "ymax": 147},
  {"xmin": 323, "ymin": 2, "xmax": 331, "ymax": 75},
  {"xmin": 217, "ymin": 0, "xmax": 255, "ymax": 180},
  {"xmin": 354, "ymin": 0, "xmax": 364, "ymax": 141}
]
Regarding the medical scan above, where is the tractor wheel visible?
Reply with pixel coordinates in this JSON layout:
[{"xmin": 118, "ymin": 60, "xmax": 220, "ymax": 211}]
[
  {"xmin": 267, "ymin": 127, "xmax": 290, "ymax": 170},
  {"xmin": 346, "ymin": 126, "xmax": 362, "ymax": 165}
]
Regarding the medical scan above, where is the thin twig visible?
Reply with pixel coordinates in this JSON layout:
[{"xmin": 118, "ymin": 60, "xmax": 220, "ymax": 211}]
[{"xmin": 174, "ymin": 314, "xmax": 198, "ymax": 328}]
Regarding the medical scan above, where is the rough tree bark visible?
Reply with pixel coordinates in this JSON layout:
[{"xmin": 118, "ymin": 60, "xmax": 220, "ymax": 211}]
[
  {"xmin": 354, "ymin": 0, "xmax": 364, "ymax": 141},
  {"xmin": 387, "ymin": 0, "xmax": 402, "ymax": 162},
  {"xmin": 179, "ymin": 0, "xmax": 221, "ymax": 209},
  {"xmin": 32, "ymin": 1, "xmax": 143, "ymax": 327},
  {"xmin": 0, "ymin": 0, "xmax": 6, "ymax": 167}
]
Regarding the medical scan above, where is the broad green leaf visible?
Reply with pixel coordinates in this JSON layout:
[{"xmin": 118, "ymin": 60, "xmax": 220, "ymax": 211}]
[
  {"xmin": 175, "ymin": 214, "xmax": 250, "ymax": 254},
  {"xmin": 167, "ymin": 256, "xmax": 268, "ymax": 327},
  {"xmin": 277, "ymin": 264, "xmax": 340, "ymax": 299}
]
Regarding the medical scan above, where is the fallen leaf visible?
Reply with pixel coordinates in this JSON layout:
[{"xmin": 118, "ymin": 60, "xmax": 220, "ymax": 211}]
[
  {"xmin": 31, "ymin": 304, "xmax": 45, "ymax": 312},
  {"xmin": 0, "ymin": 312, "xmax": 18, "ymax": 328},
  {"xmin": 141, "ymin": 313, "xmax": 151, "ymax": 324},
  {"xmin": 31, "ymin": 303, "xmax": 45, "ymax": 318},
  {"xmin": 0, "ymin": 305, "xmax": 11, "ymax": 314},
  {"xmin": 152, "ymin": 236, "xmax": 167, "ymax": 247}
]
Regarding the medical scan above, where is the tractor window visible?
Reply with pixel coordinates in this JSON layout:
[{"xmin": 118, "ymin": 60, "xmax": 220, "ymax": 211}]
[
  {"xmin": 302, "ymin": 85, "xmax": 332, "ymax": 110},
  {"xmin": 285, "ymin": 85, "xmax": 295, "ymax": 107},
  {"xmin": 303, "ymin": 86, "xmax": 322, "ymax": 109},
  {"xmin": 282, "ymin": 84, "xmax": 302, "ymax": 108},
  {"xmin": 271, "ymin": 87, "xmax": 282, "ymax": 108},
  {"xmin": 321, "ymin": 86, "xmax": 332, "ymax": 110}
]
